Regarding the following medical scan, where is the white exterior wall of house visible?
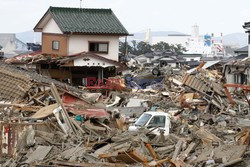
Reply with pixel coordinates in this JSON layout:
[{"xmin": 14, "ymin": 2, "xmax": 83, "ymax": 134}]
[
  {"xmin": 68, "ymin": 35, "xmax": 119, "ymax": 61},
  {"xmin": 41, "ymin": 18, "xmax": 120, "ymax": 62},
  {"xmin": 225, "ymin": 71, "xmax": 234, "ymax": 84},
  {"xmin": 43, "ymin": 18, "xmax": 63, "ymax": 34},
  {"xmin": 224, "ymin": 66, "xmax": 235, "ymax": 92},
  {"xmin": 74, "ymin": 56, "xmax": 115, "ymax": 67}
]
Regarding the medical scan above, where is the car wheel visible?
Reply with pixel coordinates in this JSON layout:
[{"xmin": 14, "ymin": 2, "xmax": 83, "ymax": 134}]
[{"xmin": 152, "ymin": 68, "xmax": 160, "ymax": 76}]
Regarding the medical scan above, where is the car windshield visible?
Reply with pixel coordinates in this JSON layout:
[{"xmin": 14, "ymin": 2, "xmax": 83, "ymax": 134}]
[
  {"xmin": 148, "ymin": 115, "xmax": 166, "ymax": 128},
  {"xmin": 135, "ymin": 114, "xmax": 152, "ymax": 126}
]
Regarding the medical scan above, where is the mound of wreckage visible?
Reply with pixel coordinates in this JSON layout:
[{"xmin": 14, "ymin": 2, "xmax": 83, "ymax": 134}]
[{"xmin": 0, "ymin": 60, "xmax": 250, "ymax": 167}]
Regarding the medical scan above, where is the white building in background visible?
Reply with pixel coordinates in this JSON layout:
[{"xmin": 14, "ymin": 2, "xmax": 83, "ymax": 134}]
[
  {"xmin": 0, "ymin": 34, "xmax": 28, "ymax": 57},
  {"xmin": 152, "ymin": 25, "xmax": 224, "ymax": 57},
  {"xmin": 153, "ymin": 34, "xmax": 190, "ymax": 47}
]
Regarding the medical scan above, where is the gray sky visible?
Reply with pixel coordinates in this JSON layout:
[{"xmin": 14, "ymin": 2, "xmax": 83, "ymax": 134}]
[{"xmin": 1, "ymin": 0, "xmax": 250, "ymax": 35}]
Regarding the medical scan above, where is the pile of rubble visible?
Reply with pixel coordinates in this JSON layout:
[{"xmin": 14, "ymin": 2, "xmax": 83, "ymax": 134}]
[{"xmin": 0, "ymin": 62, "xmax": 250, "ymax": 167}]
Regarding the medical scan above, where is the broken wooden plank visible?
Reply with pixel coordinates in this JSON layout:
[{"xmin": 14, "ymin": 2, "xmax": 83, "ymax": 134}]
[
  {"xmin": 26, "ymin": 146, "xmax": 52, "ymax": 163},
  {"xmin": 50, "ymin": 83, "xmax": 77, "ymax": 135},
  {"xmin": 195, "ymin": 128, "xmax": 223, "ymax": 147},
  {"xmin": 71, "ymin": 118, "xmax": 85, "ymax": 136},
  {"xmin": 32, "ymin": 104, "xmax": 58, "ymax": 119},
  {"xmin": 51, "ymin": 161, "xmax": 126, "ymax": 167},
  {"xmin": 217, "ymin": 158, "xmax": 243, "ymax": 167},
  {"xmin": 145, "ymin": 143, "xmax": 159, "ymax": 160},
  {"xmin": 196, "ymin": 145, "xmax": 247, "ymax": 163},
  {"xmin": 172, "ymin": 140, "xmax": 183, "ymax": 160},
  {"xmin": 116, "ymin": 149, "xmax": 149, "ymax": 166},
  {"xmin": 0, "ymin": 103, "xmax": 41, "ymax": 112},
  {"xmin": 178, "ymin": 142, "xmax": 196, "ymax": 161}
]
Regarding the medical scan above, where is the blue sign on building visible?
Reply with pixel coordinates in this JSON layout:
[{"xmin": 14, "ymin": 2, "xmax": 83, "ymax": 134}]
[{"xmin": 204, "ymin": 34, "xmax": 211, "ymax": 47}]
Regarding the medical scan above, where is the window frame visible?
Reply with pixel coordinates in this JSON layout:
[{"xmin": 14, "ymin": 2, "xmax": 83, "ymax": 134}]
[
  {"xmin": 135, "ymin": 114, "xmax": 152, "ymax": 127},
  {"xmin": 52, "ymin": 40, "xmax": 60, "ymax": 51},
  {"xmin": 88, "ymin": 41, "xmax": 109, "ymax": 54},
  {"xmin": 234, "ymin": 74, "xmax": 240, "ymax": 84},
  {"xmin": 147, "ymin": 115, "xmax": 166, "ymax": 128}
]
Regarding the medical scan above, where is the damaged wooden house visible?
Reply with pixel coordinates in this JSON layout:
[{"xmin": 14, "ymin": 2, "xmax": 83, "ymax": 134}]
[
  {"xmin": 223, "ymin": 22, "xmax": 250, "ymax": 87},
  {"xmin": 223, "ymin": 57, "xmax": 250, "ymax": 86},
  {"xmin": 12, "ymin": 7, "xmax": 129, "ymax": 86}
]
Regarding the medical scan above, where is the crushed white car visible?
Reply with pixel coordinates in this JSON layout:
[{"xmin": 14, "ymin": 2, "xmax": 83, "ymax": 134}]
[{"xmin": 128, "ymin": 111, "xmax": 171, "ymax": 136}]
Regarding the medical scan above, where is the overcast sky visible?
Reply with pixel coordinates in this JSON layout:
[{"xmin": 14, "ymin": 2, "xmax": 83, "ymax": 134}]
[{"xmin": 1, "ymin": 0, "xmax": 250, "ymax": 35}]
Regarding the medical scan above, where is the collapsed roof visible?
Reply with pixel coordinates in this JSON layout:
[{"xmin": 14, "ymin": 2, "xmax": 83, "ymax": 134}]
[{"xmin": 0, "ymin": 63, "xmax": 85, "ymax": 102}]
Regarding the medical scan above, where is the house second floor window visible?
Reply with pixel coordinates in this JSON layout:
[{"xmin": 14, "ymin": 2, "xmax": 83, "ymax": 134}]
[
  {"xmin": 52, "ymin": 41, "xmax": 60, "ymax": 50},
  {"xmin": 89, "ymin": 42, "xmax": 109, "ymax": 53}
]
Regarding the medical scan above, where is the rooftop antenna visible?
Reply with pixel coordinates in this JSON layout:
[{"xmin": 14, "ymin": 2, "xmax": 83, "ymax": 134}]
[{"xmin": 80, "ymin": 0, "xmax": 83, "ymax": 8}]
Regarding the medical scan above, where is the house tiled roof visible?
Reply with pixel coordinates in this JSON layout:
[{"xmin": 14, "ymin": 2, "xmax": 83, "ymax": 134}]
[
  {"xmin": 178, "ymin": 54, "xmax": 203, "ymax": 58},
  {"xmin": 40, "ymin": 7, "xmax": 129, "ymax": 35},
  {"xmin": 234, "ymin": 46, "xmax": 248, "ymax": 53}
]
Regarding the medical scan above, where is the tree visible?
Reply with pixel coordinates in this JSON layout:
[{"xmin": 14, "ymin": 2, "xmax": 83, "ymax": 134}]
[
  {"xmin": 136, "ymin": 41, "xmax": 152, "ymax": 55},
  {"xmin": 171, "ymin": 44, "xmax": 187, "ymax": 54},
  {"xmin": 119, "ymin": 41, "xmax": 187, "ymax": 56},
  {"xmin": 152, "ymin": 41, "xmax": 171, "ymax": 51},
  {"xmin": 131, "ymin": 40, "xmax": 137, "ymax": 51},
  {"xmin": 152, "ymin": 42, "xmax": 187, "ymax": 54},
  {"xmin": 119, "ymin": 42, "xmax": 132, "ymax": 55}
]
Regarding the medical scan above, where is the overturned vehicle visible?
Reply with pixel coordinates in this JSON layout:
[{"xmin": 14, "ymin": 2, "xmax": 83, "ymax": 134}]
[{"xmin": 124, "ymin": 65, "xmax": 173, "ymax": 89}]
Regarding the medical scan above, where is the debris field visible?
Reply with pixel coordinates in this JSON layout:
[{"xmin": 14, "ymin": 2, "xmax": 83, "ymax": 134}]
[{"xmin": 0, "ymin": 62, "xmax": 250, "ymax": 167}]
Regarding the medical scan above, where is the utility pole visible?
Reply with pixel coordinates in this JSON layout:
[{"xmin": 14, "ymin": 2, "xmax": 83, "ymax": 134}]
[{"xmin": 80, "ymin": 0, "xmax": 83, "ymax": 8}]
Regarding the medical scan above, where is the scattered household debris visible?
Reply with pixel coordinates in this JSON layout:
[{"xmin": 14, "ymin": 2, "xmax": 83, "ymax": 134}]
[{"xmin": 0, "ymin": 61, "xmax": 250, "ymax": 167}]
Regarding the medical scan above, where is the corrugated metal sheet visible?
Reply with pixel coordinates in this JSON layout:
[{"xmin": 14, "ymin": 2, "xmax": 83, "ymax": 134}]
[{"xmin": 63, "ymin": 94, "xmax": 108, "ymax": 118}]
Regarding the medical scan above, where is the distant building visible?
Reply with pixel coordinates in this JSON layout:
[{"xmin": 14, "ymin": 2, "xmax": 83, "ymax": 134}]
[
  {"xmin": 133, "ymin": 51, "xmax": 202, "ymax": 69},
  {"xmin": 152, "ymin": 34, "xmax": 190, "ymax": 49},
  {"xmin": 234, "ymin": 45, "xmax": 248, "ymax": 56},
  {"xmin": 145, "ymin": 51, "xmax": 179, "ymax": 68},
  {"xmin": 177, "ymin": 54, "xmax": 203, "ymax": 69},
  {"xmin": 153, "ymin": 56, "xmax": 178, "ymax": 68},
  {"xmin": 152, "ymin": 25, "xmax": 226, "ymax": 57},
  {"xmin": 178, "ymin": 54, "xmax": 202, "ymax": 62},
  {"xmin": 152, "ymin": 25, "xmax": 211, "ymax": 55},
  {"xmin": 0, "ymin": 33, "xmax": 28, "ymax": 57}
]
